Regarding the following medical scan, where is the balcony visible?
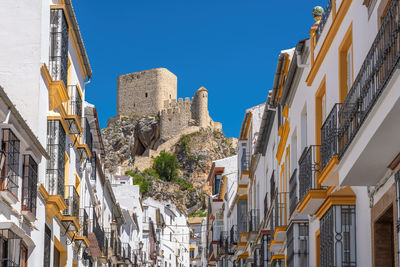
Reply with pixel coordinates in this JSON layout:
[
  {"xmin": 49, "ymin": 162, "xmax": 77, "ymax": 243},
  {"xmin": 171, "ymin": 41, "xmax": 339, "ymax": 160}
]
[
  {"xmin": 320, "ymin": 103, "xmax": 341, "ymax": 186},
  {"xmin": 90, "ymin": 151, "xmax": 97, "ymax": 182},
  {"xmin": 297, "ymin": 146, "xmax": 327, "ymax": 215},
  {"xmin": 315, "ymin": 0, "xmax": 333, "ymax": 43},
  {"xmin": 61, "ymin": 86, "xmax": 82, "ymax": 137},
  {"xmin": 81, "ymin": 117, "xmax": 93, "ymax": 154},
  {"xmin": 122, "ymin": 243, "xmax": 132, "ymax": 263},
  {"xmin": 62, "ymin": 185, "xmax": 80, "ymax": 231},
  {"xmin": 272, "ymin": 192, "xmax": 289, "ymax": 242},
  {"xmin": 88, "ymin": 208, "xmax": 105, "ymax": 259},
  {"xmin": 230, "ymin": 225, "xmax": 238, "ymax": 246},
  {"xmin": 289, "ymin": 169, "xmax": 298, "ymax": 216},
  {"xmin": 218, "ymin": 231, "xmax": 227, "ymax": 257},
  {"xmin": 248, "ymin": 209, "xmax": 260, "ymax": 241},
  {"xmin": 240, "ymin": 153, "xmax": 250, "ymax": 183},
  {"xmin": 323, "ymin": 0, "xmax": 400, "ymax": 186}
]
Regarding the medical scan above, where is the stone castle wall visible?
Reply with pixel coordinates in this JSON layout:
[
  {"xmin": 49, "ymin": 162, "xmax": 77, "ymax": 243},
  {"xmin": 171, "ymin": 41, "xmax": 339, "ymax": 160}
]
[
  {"xmin": 116, "ymin": 68, "xmax": 220, "ymax": 140},
  {"xmin": 117, "ymin": 68, "xmax": 177, "ymax": 117}
]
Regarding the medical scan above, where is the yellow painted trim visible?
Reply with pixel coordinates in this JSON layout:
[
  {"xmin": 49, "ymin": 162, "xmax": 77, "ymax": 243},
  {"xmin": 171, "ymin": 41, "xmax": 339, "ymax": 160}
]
[
  {"xmin": 54, "ymin": 236, "xmax": 67, "ymax": 267},
  {"xmin": 297, "ymin": 189, "xmax": 328, "ymax": 214},
  {"xmin": 61, "ymin": 216, "xmax": 81, "ymax": 232},
  {"xmin": 318, "ymin": 156, "xmax": 339, "ymax": 185},
  {"xmin": 46, "ymin": 195, "xmax": 67, "ymax": 224},
  {"xmin": 50, "ymin": 4, "xmax": 89, "ymax": 79},
  {"xmin": 273, "ymin": 226, "xmax": 288, "ymax": 240},
  {"xmin": 315, "ymin": 193, "xmax": 356, "ymax": 219},
  {"xmin": 235, "ymin": 194, "xmax": 248, "ymax": 205},
  {"xmin": 241, "ymin": 113, "xmax": 253, "ymax": 140},
  {"xmin": 278, "ymin": 125, "xmax": 284, "ymax": 137},
  {"xmin": 47, "ymin": 115, "xmax": 69, "ymax": 135},
  {"xmin": 306, "ymin": 0, "xmax": 353, "ymax": 86},
  {"xmin": 271, "ymin": 254, "xmax": 285, "ymax": 262},
  {"xmin": 282, "ymin": 105, "xmax": 289, "ymax": 118},
  {"xmin": 240, "ymin": 170, "xmax": 250, "ymax": 181},
  {"xmin": 276, "ymin": 55, "xmax": 290, "ymax": 103},
  {"xmin": 237, "ymin": 251, "xmax": 249, "ymax": 259},
  {"xmin": 237, "ymin": 241, "xmax": 246, "ymax": 247},
  {"xmin": 49, "ymin": 81, "xmax": 69, "ymax": 112},
  {"xmin": 39, "ymin": 184, "xmax": 49, "ymax": 201},
  {"xmin": 269, "ymin": 240, "xmax": 284, "ymax": 250},
  {"xmin": 338, "ymin": 23, "xmax": 354, "ymax": 103},
  {"xmin": 240, "ymin": 232, "xmax": 248, "ymax": 242},
  {"xmin": 41, "ymin": 64, "xmax": 52, "ymax": 88},
  {"xmin": 276, "ymin": 120, "xmax": 290, "ymax": 163}
]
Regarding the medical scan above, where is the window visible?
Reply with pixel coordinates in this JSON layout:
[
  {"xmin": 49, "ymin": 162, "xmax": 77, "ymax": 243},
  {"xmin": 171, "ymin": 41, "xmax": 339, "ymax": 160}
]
[
  {"xmin": 339, "ymin": 25, "xmax": 353, "ymax": 103},
  {"xmin": 46, "ymin": 120, "xmax": 66, "ymax": 196},
  {"xmin": 315, "ymin": 77, "xmax": 326, "ymax": 147},
  {"xmin": 320, "ymin": 205, "xmax": 356, "ymax": 267},
  {"xmin": 21, "ymin": 155, "xmax": 38, "ymax": 215},
  {"xmin": 43, "ymin": 225, "xmax": 51, "ymax": 267},
  {"xmin": 145, "ymin": 93, "xmax": 148, "ymax": 98},
  {"xmin": 212, "ymin": 174, "xmax": 222, "ymax": 195},
  {"xmin": 1, "ymin": 129, "xmax": 20, "ymax": 198},
  {"xmin": 190, "ymin": 249, "xmax": 194, "ymax": 259},
  {"xmin": 49, "ymin": 9, "xmax": 69, "ymax": 86},
  {"xmin": 54, "ymin": 246, "xmax": 60, "ymax": 267},
  {"xmin": 0, "ymin": 229, "xmax": 22, "ymax": 267}
]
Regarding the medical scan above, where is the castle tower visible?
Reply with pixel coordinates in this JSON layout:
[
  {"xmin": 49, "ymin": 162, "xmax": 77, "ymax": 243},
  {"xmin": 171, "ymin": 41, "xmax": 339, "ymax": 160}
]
[
  {"xmin": 196, "ymin": 87, "xmax": 209, "ymax": 128},
  {"xmin": 116, "ymin": 68, "xmax": 177, "ymax": 117}
]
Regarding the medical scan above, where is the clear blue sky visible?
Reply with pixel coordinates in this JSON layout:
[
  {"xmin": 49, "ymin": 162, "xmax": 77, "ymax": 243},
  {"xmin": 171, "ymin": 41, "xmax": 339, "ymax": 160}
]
[{"xmin": 74, "ymin": 1, "xmax": 325, "ymax": 138}]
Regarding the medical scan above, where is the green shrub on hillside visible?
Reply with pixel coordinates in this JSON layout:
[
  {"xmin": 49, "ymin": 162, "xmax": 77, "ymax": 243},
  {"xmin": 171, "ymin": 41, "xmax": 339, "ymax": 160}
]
[{"xmin": 153, "ymin": 151, "xmax": 180, "ymax": 181}]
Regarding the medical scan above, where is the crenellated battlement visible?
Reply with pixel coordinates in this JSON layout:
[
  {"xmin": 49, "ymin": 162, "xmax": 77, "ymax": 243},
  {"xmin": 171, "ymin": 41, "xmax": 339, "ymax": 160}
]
[{"xmin": 116, "ymin": 68, "xmax": 221, "ymax": 140}]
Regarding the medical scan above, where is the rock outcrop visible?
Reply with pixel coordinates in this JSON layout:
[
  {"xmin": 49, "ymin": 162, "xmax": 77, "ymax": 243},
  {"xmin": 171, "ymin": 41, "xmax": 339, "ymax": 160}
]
[{"xmin": 102, "ymin": 115, "xmax": 237, "ymax": 213}]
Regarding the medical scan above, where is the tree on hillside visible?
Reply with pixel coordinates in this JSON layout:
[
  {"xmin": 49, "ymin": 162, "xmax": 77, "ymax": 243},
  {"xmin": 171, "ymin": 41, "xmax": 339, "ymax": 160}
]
[{"xmin": 153, "ymin": 151, "xmax": 180, "ymax": 181}]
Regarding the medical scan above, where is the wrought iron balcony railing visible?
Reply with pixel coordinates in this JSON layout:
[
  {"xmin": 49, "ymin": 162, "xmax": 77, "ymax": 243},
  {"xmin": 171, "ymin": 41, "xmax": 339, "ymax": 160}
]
[
  {"xmin": 273, "ymin": 192, "xmax": 289, "ymax": 233},
  {"xmin": 0, "ymin": 129, "xmax": 20, "ymax": 199},
  {"xmin": 79, "ymin": 208, "xmax": 89, "ymax": 237},
  {"xmin": 289, "ymin": 169, "xmax": 298, "ymax": 216},
  {"xmin": 68, "ymin": 85, "xmax": 82, "ymax": 122},
  {"xmin": 241, "ymin": 153, "xmax": 250, "ymax": 172},
  {"xmin": 82, "ymin": 117, "xmax": 93, "ymax": 152},
  {"xmin": 248, "ymin": 209, "xmax": 260, "ymax": 232},
  {"xmin": 218, "ymin": 231, "xmax": 227, "ymax": 255},
  {"xmin": 263, "ymin": 191, "xmax": 268, "ymax": 219},
  {"xmin": 45, "ymin": 120, "xmax": 66, "ymax": 197},
  {"xmin": 337, "ymin": 0, "xmax": 400, "ymax": 160},
  {"xmin": 49, "ymin": 9, "xmax": 68, "ymax": 87},
  {"xmin": 321, "ymin": 103, "xmax": 341, "ymax": 171},
  {"xmin": 92, "ymin": 208, "xmax": 104, "ymax": 249},
  {"xmin": 90, "ymin": 151, "xmax": 97, "ymax": 181},
  {"xmin": 230, "ymin": 225, "xmax": 238, "ymax": 246},
  {"xmin": 298, "ymin": 146, "xmax": 321, "ymax": 202},
  {"xmin": 63, "ymin": 185, "xmax": 80, "ymax": 221},
  {"xmin": 315, "ymin": 0, "xmax": 333, "ymax": 43},
  {"xmin": 238, "ymin": 215, "xmax": 248, "ymax": 238}
]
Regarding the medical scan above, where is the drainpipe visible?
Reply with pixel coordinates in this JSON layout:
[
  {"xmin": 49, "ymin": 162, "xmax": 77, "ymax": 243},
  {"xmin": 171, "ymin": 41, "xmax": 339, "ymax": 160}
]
[
  {"xmin": 296, "ymin": 51, "xmax": 309, "ymax": 68},
  {"xmin": 395, "ymin": 171, "xmax": 400, "ymax": 267}
]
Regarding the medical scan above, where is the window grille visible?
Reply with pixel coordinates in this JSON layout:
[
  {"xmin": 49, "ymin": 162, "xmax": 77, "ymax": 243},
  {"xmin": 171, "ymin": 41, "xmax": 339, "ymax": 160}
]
[
  {"xmin": 1, "ymin": 129, "xmax": 20, "ymax": 198},
  {"xmin": 320, "ymin": 205, "xmax": 356, "ymax": 267},
  {"xmin": 46, "ymin": 120, "xmax": 66, "ymax": 196},
  {"xmin": 21, "ymin": 155, "xmax": 38, "ymax": 215},
  {"xmin": 49, "ymin": 9, "xmax": 69, "ymax": 86}
]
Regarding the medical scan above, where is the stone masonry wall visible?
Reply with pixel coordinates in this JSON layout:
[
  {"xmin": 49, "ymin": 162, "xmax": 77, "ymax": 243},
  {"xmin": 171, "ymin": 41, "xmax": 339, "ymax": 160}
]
[
  {"xmin": 160, "ymin": 97, "xmax": 192, "ymax": 139},
  {"xmin": 117, "ymin": 68, "xmax": 177, "ymax": 117}
]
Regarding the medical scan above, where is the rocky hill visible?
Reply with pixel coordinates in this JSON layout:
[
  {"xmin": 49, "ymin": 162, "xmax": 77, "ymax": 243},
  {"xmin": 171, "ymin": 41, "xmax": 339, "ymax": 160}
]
[{"xmin": 102, "ymin": 115, "xmax": 237, "ymax": 214}]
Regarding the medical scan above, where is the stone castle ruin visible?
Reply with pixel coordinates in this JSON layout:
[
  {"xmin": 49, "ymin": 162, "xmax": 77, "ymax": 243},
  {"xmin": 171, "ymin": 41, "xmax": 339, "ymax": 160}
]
[{"xmin": 117, "ymin": 68, "xmax": 222, "ymax": 141}]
